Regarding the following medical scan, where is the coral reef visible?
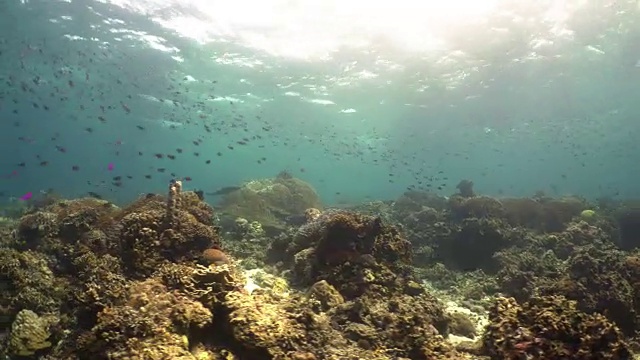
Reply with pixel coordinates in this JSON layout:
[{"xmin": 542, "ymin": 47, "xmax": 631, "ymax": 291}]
[
  {"xmin": 385, "ymin": 186, "xmax": 640, "ymax": 353},
  {"xmin": 5, "ymin": 309, "xmax": 56, "ymax": 357},
  {"xmin": 0, "ymin": 248, "xmax": 65, "ymax": 329},
  {"xmin": 615, "ymin": 205, "xmax": 640, "ymax": 249},
  {"xmin": 217, "ymin": 173, "xmax": 322, "ymax": 234},
  {"xmin": 3, "ymin": 180, "xmax": 640, "ymax": 359},
  {"xmin": 75, "ymin": 277, "xmax": 213, "ymax": 359},
  {"xmin": 281, "ymin": 209, "xmax": 413, "ymax": 298},
  {"xmin": 435, "ymin": 217, "xmax": 526, "ymax": 272},
  {"xmin": 0, "ymin": 189, "xmax": 445, "ymax": 359},
  {"xmin": 482, "ymin": 296, "xmax": 631, "ymax": 359}
]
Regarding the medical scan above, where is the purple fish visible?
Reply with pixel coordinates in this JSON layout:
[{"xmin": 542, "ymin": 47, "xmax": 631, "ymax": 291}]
[
  {"xmin": 107, "ymin": 163, "xmax": 114, "ymax": 171},
  {"xmin": 19, "ymin": 192, "xmax": 32, "ymax": 200}
]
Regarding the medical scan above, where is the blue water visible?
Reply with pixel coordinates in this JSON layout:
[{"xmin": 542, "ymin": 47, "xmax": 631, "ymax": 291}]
[{"xmin": 2, "ymin": 0, "xmax": 640, "ymax": 207}]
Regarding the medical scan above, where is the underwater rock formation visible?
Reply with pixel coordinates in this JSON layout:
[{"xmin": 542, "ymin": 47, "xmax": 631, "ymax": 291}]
[
  {"xmin": 615, "ymin": 205, "xmax": 640, "ymax": 249},
  {"xmin": 455, "ymin": 179, "xmax": 475, "ymax": 198},
  {"xmin": 217, "ymin": 172, "xmax": 322, "ymax": 233}
]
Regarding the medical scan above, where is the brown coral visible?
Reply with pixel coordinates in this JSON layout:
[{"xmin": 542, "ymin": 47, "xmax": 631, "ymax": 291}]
[
  {"xmin": 0, "ymin": 249, "xmax": 64, "ymax": 328},
  {"xmin": 75, "ymin": 278, "xmax": 212, "ymax": 359},
  {"xmin": 482, "ymin": 295, "xmax": 631, "ymax": 359},
  {"xmin": 109, "ymin": 190, "xmax": 221, "ymax": 276},
  {"xmin": 436, "ymin": 217, "xmax": 522, "ymax": 272},
  {"xmin": 218, "ymin": 175, "xmax": 322, "ymax": 232},
  {"xmin": 289, "ymin": 210, "xmax": 412, "ymax": 298}
]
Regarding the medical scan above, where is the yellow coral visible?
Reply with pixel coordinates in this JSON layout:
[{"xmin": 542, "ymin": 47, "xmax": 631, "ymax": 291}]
[{"xmin": 8, "ymin": 309, "xmax": 53, "ymax": 356}]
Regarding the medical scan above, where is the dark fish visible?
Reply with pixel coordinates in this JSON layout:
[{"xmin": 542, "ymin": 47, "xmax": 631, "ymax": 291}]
[
  {"xmin": 206, "ymin": 186, "xmax": 241, "ymax": 196},
  {"xmin": 87, "ymin": 192, "xmax": 102, "ymax": 199},
  {"xmin": 284, "ymin": 214, "xmax": 307, "ymax": 226}
]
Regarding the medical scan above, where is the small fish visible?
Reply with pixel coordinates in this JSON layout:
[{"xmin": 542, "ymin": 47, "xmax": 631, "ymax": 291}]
[
  {"xmin": 19, "ymin": 192, "xmax": 32, "ymax": 200},
  {"xmin": 87, "ymin": 191, "xmax": 102, "ymax": 199},
  {"xmin": 206, "ymin": 186, "xmax": 241, "ymax": 196},
  {"xmin": 284, "ymin": 214, "xmax": 307, "ymax": 226},
  {"xmin": 107, "ymin": 163, "xmax": 114, "ymax": 171}
]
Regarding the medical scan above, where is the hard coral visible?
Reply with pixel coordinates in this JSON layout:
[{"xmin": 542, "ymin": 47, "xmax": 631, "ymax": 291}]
[
  {"xmin": 616, "ymin": 206, "xmax": 640, "ymax": 249},
  {"xmin": 330, "ymin": 292, "xmax": 456, "ymax": 360},
  {"xmin": 539, "ymin": 245, "xmax": 638, "ymax": 336},
  {"xmin": 392, "ymin": 190, "xmax": 448, "ymax": 218},
  {"xmin": 449, "ymin": 196, "xmax": 505, "ymax": 220},
  {"xmin": 494, "ymin": 246, "xmax": 564, "ymax": 302},
  {"xmin": 482, "ymin": 295, "xmax": 631, "ymax": 359},
  {"xmin": 6, "ymin": 309, "xmax": 55, "ymax": 356},
  {"xmin": 218, "ymin": 175, "xmax": 322, "ymax": 232},
  {"xmin": 539, "ymin": 197, "xmax": 587, "ymax": 232},
  {"xmin": 455, "ymin": 179, "xmax": 475, "ymax": 198},
  {"xmin": 225, "ymin": 290, "xmax": 307, "ymax": 358},
  {"xmin": 111, "ymin": 190, "xmax": 221, "ymax": 277},
  {"xmin": 16, "ymin": 198, "xmax": 119, "ymax": 252},
  {"xmin": 69, "ymin": 251, "xmax": 129, "ymax": 313},
  {"xmin": 436, "ymin": 218, "xmax": 521, "ymax": 272},
  {"xmin": 541, "ymin": 220, "xmax": 612, "ymax": 259},
  {"xmin": 76, "ymin": 278, "xmax": 212, "ymax": 360},
  {"xmin": 501, "ymin": 197, "xmax": 545, "ymax": 229},
  {"xmin": 0, "ymin": 248, "xmax": 64, "ymax": 329},
  {"xmin": 290, "ymin": 210, "xmax": 413, "ymax": 298}
]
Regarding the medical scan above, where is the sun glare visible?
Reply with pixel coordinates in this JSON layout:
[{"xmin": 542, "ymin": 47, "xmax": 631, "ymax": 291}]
[{"xmin": 124, "ymin": 0, "xmax": 500, "ymax": 59}]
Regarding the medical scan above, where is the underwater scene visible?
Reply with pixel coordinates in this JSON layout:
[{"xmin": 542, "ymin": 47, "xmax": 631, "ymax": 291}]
[{"xmin": 2, "ymin": 0, "xmax": 640, "ymax": 359}]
